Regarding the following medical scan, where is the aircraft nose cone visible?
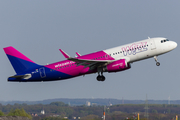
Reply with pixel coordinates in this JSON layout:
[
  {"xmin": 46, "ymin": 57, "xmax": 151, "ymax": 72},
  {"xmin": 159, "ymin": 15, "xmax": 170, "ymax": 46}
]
[{"xmin": 172, "ymin": 41, "xmax": 177, "ymax": 49}]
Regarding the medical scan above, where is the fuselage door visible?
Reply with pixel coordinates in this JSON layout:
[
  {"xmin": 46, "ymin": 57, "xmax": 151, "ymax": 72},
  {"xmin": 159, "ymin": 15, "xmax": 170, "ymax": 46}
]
[
  {"xmin": 150, "ymin": 39, "xmax": 156, "ymax": 50},
  {"xmin": 39, "ymin": 67, "xmax": 46, "ymax": 78}
]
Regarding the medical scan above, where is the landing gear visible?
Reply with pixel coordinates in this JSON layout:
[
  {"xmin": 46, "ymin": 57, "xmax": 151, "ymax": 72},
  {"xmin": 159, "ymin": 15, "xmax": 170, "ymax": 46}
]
[
  {"xmin": 97, "ymin": 67, "xmax": 105, "ymax": 81},
  {"xmin": 96, "ymin": 75, "xmax": 105, "ymax": 81},
  {"xmin": 154, "ymin": 56, "xmax": 160, "ymax": 66},
  {"xmin": 156, "ymin": 62, "xmax": 160, "ymax": 66}
]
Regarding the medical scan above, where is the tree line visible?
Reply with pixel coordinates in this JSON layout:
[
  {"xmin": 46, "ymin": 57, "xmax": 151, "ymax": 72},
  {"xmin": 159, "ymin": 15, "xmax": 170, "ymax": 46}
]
[{"xmin": 0, "ymin": 101, "xmax": 180, "ymax": 120}]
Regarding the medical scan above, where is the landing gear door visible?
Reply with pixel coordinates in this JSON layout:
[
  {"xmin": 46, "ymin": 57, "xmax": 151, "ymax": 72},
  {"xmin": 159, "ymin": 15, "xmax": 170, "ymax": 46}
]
[
  {"xmin": 150, "ymin": 39, "xmax": 156, "ymax": 50},
  {"xmin": 39, "ymin": 67, "xmax": 46, "ymax": 78}
]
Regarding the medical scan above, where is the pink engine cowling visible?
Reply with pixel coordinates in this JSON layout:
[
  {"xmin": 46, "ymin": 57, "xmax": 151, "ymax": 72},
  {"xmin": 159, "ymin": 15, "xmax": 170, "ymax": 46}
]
[{"xmin": 103, "ymin": 59, "xmax": 131, "ymax": 72}]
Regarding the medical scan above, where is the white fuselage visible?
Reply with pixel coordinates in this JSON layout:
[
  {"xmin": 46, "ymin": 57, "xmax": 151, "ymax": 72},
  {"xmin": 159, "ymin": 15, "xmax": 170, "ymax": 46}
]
[{"xmin": 104, "ymin": 37, "xmax": 177, "ymax": 63}]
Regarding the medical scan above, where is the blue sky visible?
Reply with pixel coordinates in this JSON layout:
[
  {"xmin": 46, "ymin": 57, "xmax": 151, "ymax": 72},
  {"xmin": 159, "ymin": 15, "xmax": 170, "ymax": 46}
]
[{"xmin": 0, "ymin": 0, "xmax": 180, "ymax": 101}]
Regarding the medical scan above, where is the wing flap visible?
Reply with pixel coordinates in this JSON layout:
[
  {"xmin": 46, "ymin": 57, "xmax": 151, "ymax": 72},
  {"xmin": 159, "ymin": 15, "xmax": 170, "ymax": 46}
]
[
  {"xmin": 67, "ymin": 57, "xmax": 116, "ymax": 69},
  {"xmin": 68, "ymin": 57, "xmax": 115, "ymax": 63}
]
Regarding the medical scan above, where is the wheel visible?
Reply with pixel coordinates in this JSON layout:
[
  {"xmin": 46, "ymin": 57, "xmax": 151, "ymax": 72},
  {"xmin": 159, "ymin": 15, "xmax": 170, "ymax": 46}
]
[
  {"xmin": 156, "ymin": 62, "xmax": 160, "ymax": 66},
  {"xmin": 96, "ymin": 75, "xmax": 105, "ymax": 81},
  {"xmin": 96, "ymin": 75, "xmax": 101, "ymax": 81},
  {"xmin": 101, "ymin": 76, "xmax": 105, "ymax": 81}
]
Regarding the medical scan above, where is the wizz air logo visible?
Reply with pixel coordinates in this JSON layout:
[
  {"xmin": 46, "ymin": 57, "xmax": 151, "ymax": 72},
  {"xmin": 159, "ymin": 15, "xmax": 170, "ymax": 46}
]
[
  {"xmin": 55, "ymin": 61, "xmax": 75, "ymax": 68},
  {"xmin": 122, "ymin": 42, "xmax": 148, "ymax": 56}
]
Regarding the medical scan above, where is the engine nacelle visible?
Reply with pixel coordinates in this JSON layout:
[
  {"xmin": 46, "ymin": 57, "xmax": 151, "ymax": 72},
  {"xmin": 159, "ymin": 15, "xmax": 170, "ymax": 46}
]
[{"xmin": 103, "ymin": 59, "xmax": 131, "ymax": 72}]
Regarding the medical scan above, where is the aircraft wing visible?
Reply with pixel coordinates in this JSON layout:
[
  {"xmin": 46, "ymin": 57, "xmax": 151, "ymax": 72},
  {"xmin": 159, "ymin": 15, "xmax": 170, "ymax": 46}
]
[
  {"xmin": 68, "ymin": 57, "xmax": 116, "ymax": 68},
  {"xmin": 68, "ymin": 57, "xmax": 115, "ymax": 63},
  {"xmin": 59, "ymin": 49, "xmax": 128, "ymax": 69}
]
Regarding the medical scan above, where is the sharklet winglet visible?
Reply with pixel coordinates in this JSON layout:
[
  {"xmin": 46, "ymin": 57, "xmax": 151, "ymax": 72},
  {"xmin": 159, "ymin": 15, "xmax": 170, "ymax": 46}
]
[
  {"xmin": 76, "ymin": 52, "xmax": 81, "ymax": 57},
  {"xmin": 59, "ymin": 49, "xmax": 70, "ymax": 59}
]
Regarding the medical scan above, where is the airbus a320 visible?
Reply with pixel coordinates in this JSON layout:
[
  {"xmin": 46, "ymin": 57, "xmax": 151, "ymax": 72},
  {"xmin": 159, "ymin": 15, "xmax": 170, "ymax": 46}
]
[{"xmin": 3, "ymin": 37, "xmax": 177, "ymax": 82}]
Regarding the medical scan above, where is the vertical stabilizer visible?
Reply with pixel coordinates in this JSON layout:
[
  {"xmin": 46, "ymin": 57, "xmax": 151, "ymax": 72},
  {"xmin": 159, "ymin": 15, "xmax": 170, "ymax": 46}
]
[{"xmin": 3, "ymin": 46, "xmax": 39, "ymax": 74}]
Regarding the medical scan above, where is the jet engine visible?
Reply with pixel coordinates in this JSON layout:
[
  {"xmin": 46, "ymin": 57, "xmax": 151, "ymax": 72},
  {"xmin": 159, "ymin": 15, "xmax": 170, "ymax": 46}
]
[{"xmin": 103, "ymin": 59, "xmax": 131, "ymax": 72}]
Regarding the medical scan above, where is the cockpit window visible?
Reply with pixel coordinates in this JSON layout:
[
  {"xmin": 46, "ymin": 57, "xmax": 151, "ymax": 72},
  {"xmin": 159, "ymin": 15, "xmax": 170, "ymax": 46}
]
[{"xmin": 161, "ymin": 39, "xmax": 169, "ymax": 43}]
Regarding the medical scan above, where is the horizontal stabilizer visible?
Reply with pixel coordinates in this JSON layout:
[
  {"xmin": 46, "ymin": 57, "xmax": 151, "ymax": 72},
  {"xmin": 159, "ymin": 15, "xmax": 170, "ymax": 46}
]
[
  {"xmin": 9, "ymin": 74, "xmax": 32, "ymax": 80},
  {"xmin": 59, "ymin": 49, "xmax": 70, "ymax": 58}
]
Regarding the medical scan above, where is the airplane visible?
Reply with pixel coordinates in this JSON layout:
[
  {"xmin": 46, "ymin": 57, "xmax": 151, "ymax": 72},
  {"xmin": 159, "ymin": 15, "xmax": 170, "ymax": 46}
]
[{"xmin": 3, "ymin": 37, "xmax": 177, "ymax": 82}]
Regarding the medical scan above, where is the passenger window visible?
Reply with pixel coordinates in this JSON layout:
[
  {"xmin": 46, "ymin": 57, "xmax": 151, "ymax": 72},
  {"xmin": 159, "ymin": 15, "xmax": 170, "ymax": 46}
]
[{"xmin": 164, "ymin": 40, "xmax": 166, "ymax": 42}]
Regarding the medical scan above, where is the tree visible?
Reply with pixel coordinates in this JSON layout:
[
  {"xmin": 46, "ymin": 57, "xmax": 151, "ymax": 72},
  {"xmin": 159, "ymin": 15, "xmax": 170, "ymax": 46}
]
[
  {"xmin": 7, "ymin": 108, "xmax": 32, "ymax": 119},
  {"xmin": 152, "ymin": 109, "xmax": 158, "ymax": 113},
  {"xmin": 81, "ymin": 115, "xmax": 101, "ymax": 120},
  {"xmin": 0, "ymin": 110, "xmax": 5, "ymax": 116},
  {"xmin": 41, "ymin": 117, "xmax": 68, "ymax": 120},
  {"xmin": 50, "ymin": 102, "xmax": 68, "ymax": 106}
]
